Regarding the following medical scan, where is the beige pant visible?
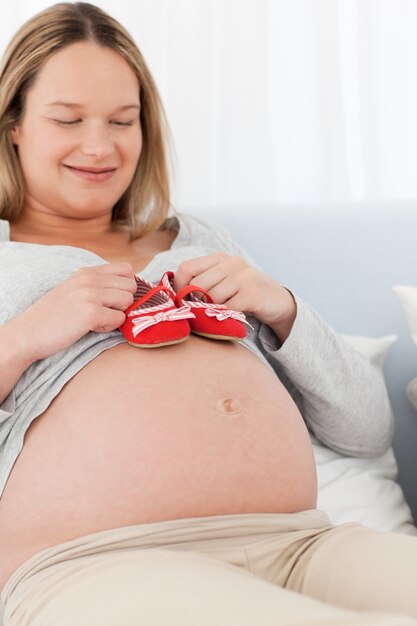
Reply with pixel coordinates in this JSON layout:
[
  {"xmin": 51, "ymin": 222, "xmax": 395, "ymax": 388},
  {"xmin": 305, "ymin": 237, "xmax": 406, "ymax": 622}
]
[{"xmin": 2, "ymin": 510, "xmax": 417, "ymax": 625}]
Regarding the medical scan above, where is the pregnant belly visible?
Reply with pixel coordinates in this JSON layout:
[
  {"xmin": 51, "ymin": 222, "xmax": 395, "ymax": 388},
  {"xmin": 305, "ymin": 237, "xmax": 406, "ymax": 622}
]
[{"xmin": 0, "ymin": 336, "xmax": 317, "ymax": 589}]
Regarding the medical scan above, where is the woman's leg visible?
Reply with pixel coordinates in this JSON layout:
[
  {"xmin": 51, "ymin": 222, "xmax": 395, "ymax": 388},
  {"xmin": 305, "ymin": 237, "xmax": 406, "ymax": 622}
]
[
  {"xmin": 275, "ymin": 523, "xmax": 417, "ymax": 619},
  {"xmin": 3, "ymin": 546, "xmax": 417, "ymax": 626}
]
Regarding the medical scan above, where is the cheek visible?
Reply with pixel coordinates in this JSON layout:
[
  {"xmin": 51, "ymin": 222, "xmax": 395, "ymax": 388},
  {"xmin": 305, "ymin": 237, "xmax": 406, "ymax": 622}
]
[
  {"xmin": 131, "ymin": 133, "xmax": 143, "ymax": 163},
  {"xmin": 120, "ymin": 143, "xmax": 142, "ymax": 181},
  {"xmin": 20, "ymin": 129, "xmax": 68, "ymax": 166},
  {"xmin": 126, "ymin": 127, "xmax": 143, "ymax": 162}
]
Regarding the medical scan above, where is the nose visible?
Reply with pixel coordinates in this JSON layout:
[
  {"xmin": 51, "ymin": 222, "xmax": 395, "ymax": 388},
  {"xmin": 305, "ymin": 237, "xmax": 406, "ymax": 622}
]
[{"xmin": 80, "ymin": 123, "xmax": 115, "ymax": 160}]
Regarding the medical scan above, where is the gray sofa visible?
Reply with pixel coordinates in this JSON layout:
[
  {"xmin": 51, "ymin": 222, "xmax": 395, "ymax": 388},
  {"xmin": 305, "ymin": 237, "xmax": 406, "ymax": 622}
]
[{"xmin": 195, "ymin": 201, "xmax": 417, "ymax": 523}]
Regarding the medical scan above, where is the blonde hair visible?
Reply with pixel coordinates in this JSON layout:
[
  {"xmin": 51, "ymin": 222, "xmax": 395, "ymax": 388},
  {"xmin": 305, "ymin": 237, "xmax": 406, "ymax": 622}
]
[{"xmin": 0, "ymin": 2, "xmax": 172, "ymax": 235}]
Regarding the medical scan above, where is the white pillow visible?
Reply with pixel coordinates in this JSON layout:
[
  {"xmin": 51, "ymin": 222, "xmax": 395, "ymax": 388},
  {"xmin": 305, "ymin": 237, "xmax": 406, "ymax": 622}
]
[
  {"xmin": 393, "ymin": 285, "xmax": 417, "ymax": 341},
  {"xmin": 393, "ymin": 285, "xmax": 417, "ymax": 411},
  {"xmin": 314, "ymin": 333, "xmax": 417, "ymax": 535},
  {"xmin": 406, "ymin": 377, "xmax": 417, "ymax": 412}
]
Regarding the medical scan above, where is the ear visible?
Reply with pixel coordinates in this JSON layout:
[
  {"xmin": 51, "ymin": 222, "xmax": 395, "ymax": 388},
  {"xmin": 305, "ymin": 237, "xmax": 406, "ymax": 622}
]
[{"xmin": 9, "ymin": 126, "xmax": 20, "ymax": 145}]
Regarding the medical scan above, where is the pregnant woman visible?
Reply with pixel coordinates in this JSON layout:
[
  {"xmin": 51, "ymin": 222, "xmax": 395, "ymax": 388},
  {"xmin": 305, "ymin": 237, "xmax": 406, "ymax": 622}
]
[{"xmin": 0, "ymin": 4, "xmax": 416, "ymax": 625}]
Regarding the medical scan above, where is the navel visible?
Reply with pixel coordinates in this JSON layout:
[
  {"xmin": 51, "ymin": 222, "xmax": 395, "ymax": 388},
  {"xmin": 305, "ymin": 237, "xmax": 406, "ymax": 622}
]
[{"xmin": 216, "ymin": 397, "xmax": 242, "ymax": 416}]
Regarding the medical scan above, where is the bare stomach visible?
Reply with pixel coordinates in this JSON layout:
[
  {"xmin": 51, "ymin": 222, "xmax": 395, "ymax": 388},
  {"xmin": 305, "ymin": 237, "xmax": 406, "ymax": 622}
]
[{"xmin": 0, "ymin": 336, "xmax": 317, "ymax": 590}]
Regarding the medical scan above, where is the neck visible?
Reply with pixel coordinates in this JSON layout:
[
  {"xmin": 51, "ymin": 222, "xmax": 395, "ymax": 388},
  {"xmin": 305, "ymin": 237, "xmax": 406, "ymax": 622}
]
[{"xmin": 10, "ymin": 208, "xmax": 126, "ymax": 247}]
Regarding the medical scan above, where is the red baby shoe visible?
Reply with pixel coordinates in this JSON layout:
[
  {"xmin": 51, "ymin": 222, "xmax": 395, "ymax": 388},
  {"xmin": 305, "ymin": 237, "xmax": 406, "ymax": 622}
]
[
  {"xmin": 120, "ymin": 276, "xmax": 195, "ymax": 348},
  {"xmin": 160, "ymin": 271, "xmax": 249, "ymax": 341}
]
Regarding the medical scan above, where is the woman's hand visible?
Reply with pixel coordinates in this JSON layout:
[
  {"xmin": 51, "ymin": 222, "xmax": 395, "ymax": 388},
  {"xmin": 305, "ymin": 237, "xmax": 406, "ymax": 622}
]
[
  {"xmin": 9, "ymin": 262, "xmax": 137, "ymax": 363},
  {"xmin": 174, "ymin": 253, "xmax": 297, "ymax": 343}
]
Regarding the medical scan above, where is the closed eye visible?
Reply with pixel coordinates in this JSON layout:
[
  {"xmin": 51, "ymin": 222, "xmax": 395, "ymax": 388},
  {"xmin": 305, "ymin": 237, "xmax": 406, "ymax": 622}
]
[
  {"xmin": 53, "ymin": 119, "xmax": 135, "ymax": 127},
  {"xmin": 54, "ymin": 119, "xmax": 80, "ymax": 126},
  {"xmin": 111, "ymin": 121, "xmax": 135, "ymax": 127}
]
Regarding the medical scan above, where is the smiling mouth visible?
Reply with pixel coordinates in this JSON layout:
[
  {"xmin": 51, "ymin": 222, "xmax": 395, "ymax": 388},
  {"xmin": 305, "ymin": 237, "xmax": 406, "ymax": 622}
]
[
  {"xmin": 64, "ymin": 165, "xmax": 117, "ymax": 173},
  {"xmin": 63, "ymin": 164, "xmax": 117, "ymax": 182}
]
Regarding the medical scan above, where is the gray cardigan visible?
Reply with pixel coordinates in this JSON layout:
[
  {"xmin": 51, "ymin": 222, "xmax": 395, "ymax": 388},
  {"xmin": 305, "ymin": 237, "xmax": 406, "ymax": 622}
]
[{"xmin": 0, "ymin": 213, "xmax": 394, "ymax": 497}]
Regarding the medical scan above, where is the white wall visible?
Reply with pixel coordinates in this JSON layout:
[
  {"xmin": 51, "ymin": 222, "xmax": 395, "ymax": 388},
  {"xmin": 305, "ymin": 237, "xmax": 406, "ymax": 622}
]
[{"xmin": 2, "ymin": 0, "xmax": 417, "ymax": 214}]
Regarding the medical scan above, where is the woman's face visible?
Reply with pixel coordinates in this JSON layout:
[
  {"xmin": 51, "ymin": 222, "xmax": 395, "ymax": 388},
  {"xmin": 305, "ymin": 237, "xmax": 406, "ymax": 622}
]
[{"xmin": 10, "ymin": 42, "xmax": 143, "ymax": 222}]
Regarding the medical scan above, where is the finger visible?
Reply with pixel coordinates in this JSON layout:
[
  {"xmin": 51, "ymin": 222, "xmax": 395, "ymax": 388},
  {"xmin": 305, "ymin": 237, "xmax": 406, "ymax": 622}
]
[
  {"xmin": 94, "ymin": 275, "xmax": 138, "ymax": 294},
  {"xmin": 191, "ymin": 272, "xmax": 240, "ymax": 305},
  {"xmin": 99, "ymin": 288, "xmax": 135, "ymax": 311},
  {"xmin": 92, "ymin": 308, "xmax": 127, "ymax": 333},
  {"xmin": 174, "ymin": 254, "xmax": 227, "ymax": 291},
  {"xmin": 73, "ymin": 267, "xmax": 137, "ymax": 294},
  {"xmin": 203, "ymin": 278, "xmax": 239, "ymax": 304},
  {"xmin": 82, "ymin": 262, "xmax": 135, "ymax": 278},
  {"xmin": 220, "ymin": 293, "xmax": 249, "ymax": 313},
  {"xmin": 99, "ymin": 261, "xmax": 134, "ymax": 277},
  {"xmin": 183, "ymin": 263, "xmax": 228, "ymax": 292}
]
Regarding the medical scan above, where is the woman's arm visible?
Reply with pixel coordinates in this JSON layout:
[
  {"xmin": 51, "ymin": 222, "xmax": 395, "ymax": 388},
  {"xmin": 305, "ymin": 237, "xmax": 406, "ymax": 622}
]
[
  {"xmin": 256, "ymin": 297, "xmax": 394, "ymax": 458},
  {"xmin": 0, "ymin": 318, "xmax": 37, "ymax": 405},
  {"xmin": 0, "ymin": 262, "xmax": 137, "ymax": 408}
]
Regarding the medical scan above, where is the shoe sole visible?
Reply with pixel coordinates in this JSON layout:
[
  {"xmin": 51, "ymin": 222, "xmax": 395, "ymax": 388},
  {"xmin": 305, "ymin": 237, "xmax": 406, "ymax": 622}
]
[
  {"xmin": 126, "ymin": 336, "xmax": 189, "ymax": 348},
  {"xmin": 190, "ymin": 331, "xmax": 243, "ymax": 341}
]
